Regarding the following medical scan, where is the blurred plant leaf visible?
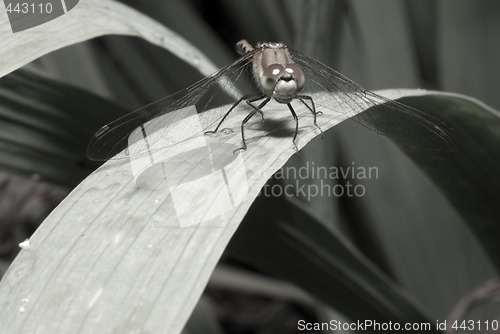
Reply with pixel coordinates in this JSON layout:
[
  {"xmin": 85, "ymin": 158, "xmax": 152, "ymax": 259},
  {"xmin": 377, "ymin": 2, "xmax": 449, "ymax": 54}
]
[
  {"xmin": 228, "ymin": 193, "xmax": 442, "ymax": 331},
  {"xmin": 182, "ymin": 297, "xmax": 225, "ymax": 334},
  {"xmin": 0, "ymin": 69, "xmax": 127, "ymax": 186},
  {"xmin": 399, "ymin": 94, "xmax": 500, "ymax": 269},
  {"xmin": 0, "ymin": 0, "xmax": 218, "ymax": 79},
  {"xmin": 0, "ymin": 0, "xmax": 223, "ymax": 186}
]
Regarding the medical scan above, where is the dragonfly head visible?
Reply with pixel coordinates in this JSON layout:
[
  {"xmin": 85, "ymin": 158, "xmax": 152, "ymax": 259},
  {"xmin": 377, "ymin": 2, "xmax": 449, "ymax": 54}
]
[{"xmin": 260, "ymin": 64, "xmax": 305, "ymax": 103}]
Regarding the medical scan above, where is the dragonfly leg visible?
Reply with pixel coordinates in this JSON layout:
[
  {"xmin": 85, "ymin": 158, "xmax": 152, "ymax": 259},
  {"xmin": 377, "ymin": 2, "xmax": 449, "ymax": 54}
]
[
  {"xmin": 205, "ymin": 93, "xmax": 264, "ymax": 135},
  {"xmin": 287, "ymin": 103, "xmax": 299, "ymax": 152},
  {"xmin": 234, "ymin": 97, "xmax": 271, "ymax": 153},
  {"xmin": 296, "ymin": 95, "xmax": 323, "ymax": 138},
  {"xmin": 296, "ymin": 94, "xmax": 322, "ymax": 115},
  {"xmin": 234, "ymin": 108, "xmax": 260, "ymax": 154},
  {"xmin": 246, "ymin": 96, "xmax": 270, "ymax": 122}
]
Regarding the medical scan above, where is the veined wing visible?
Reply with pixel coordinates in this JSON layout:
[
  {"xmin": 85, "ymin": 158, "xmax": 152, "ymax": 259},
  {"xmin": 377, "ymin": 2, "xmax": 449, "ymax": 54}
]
[
  {"xmin": 87, "ymin": 49, "xmax": 260, "ymax": 161},
  {"xmin": 289, "ymin": 49, "xmax": 456, "ymax": 152}
]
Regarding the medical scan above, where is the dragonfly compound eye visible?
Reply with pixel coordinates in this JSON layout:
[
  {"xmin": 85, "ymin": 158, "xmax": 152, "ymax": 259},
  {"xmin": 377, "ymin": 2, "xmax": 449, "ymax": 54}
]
[
  {"xmin": 261, "ymin": 64, "xmax": 285, "ymax": 95},
  {"xmin": 285, "ymin": 64, "xmax": 305, "ymax": 91}
]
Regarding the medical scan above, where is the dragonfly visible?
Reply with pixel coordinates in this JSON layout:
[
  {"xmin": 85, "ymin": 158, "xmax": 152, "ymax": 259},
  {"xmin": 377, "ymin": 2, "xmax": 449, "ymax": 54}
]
[{"xmin": 87, "ymin": 39, "xmax": 456, "ymax": 161}]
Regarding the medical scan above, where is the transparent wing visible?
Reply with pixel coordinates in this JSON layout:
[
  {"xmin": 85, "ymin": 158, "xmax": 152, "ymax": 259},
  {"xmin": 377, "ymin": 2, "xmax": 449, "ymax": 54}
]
[
  {"xmin": 289, "ymin": 49, "xmax": 457, "ymax": 152},
  {"xmin": 87, "ymin": 49, "xmax": 261, "ymax": 161}
]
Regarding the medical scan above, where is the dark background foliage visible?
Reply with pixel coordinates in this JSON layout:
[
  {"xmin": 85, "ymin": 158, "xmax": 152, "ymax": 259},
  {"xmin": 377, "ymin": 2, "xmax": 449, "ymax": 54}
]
[{"xmin": 1, "ymin": 1, "xmax": 499, "ymax": 333}]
